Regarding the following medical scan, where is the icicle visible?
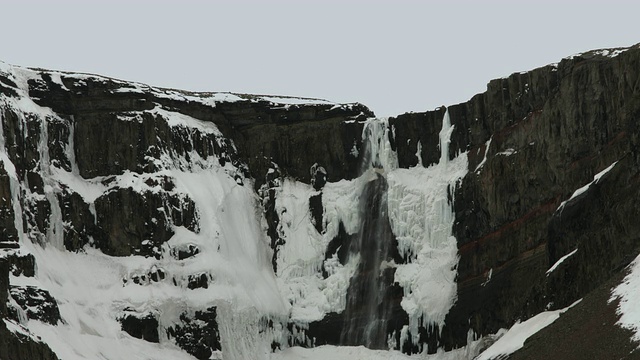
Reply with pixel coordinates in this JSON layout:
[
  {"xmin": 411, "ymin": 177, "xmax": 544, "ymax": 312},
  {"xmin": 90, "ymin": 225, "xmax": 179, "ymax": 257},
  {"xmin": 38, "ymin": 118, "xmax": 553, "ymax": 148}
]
[
  {"xmin": 38, "ymin": 116, "xmax": 64, "ymax": 249},
  {"xmin": 67, "ymin": 115, "xmax": 80, "ymax": 175},
  {"xmin": 415, "ymin": 140, "xmax": 423, "ymax": 167},
  {"xmin": 360, "ymin": 118, "xmax": 398, "ymax": 172},
  {"xmin": 439, "ymin": 108, "xmax": 455, "ymax": 165}
]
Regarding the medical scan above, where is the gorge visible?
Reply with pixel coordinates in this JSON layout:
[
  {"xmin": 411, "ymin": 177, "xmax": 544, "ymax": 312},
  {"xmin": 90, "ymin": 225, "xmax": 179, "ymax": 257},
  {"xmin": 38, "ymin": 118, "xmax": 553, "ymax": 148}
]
[{"xmin": 1, "ymin": 43, "xmax": 640, "ymax": 360}]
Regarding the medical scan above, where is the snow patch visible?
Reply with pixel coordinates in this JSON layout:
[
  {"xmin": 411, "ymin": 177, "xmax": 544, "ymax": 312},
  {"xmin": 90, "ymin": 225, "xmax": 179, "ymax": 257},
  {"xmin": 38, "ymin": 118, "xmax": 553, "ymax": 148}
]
[
  {"xmin": 476, "ymin": 300, "xmax": 581, "ymax": 360},
  {"xmin": 151, "ymin": 106, "xmax": 223, "ymax": 136},
  {"xmin": 474, "ymin": 137, "xmax": 492, "ymax": 173},
  {"xmin": 260, "ymin": 96, "xmax": 335, "ymax": 106},
  {"xmin": 557, "ymin": 161, "xmax": 618, "ymax": 212},
  {"xmin": 546, "ymin": 249, "xmax": 578, "ymax": 275},
  {"xmin": 610, "ymin": 254, "xmax": 640, "ymax": 344},
  {"xmin": 496, "ymin": 148, "xmax": 517, "ymax": 156}
]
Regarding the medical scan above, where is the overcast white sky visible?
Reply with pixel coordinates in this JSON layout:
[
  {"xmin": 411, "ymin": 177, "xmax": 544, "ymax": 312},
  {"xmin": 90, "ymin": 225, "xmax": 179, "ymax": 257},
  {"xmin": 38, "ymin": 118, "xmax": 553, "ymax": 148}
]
[{"xmin": 2, "ymin": 1, "xmax": 639, "ymax": 116}]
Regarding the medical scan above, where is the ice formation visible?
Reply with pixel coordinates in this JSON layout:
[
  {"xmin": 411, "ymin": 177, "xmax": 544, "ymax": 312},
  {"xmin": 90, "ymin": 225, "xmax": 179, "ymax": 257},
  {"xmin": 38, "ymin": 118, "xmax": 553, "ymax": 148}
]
[{"xmin": 273, "ymin": 110, "xmax": 468, "ymax": 351}]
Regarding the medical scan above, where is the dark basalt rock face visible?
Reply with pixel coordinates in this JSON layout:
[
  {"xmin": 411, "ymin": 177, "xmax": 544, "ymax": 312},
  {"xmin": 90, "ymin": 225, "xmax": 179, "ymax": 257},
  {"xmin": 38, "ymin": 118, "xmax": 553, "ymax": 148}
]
[
  {"xmin": 167, "ymin": 307, "xmax": 222, "ymax": 360},
  {"xmin": 93, "ymin": 187, "xmax": 198, "ymax": 256},
  {"xmin": 9, "ymin": 286, "xmax": 62, "ymax": 325},
  {"xmin": 3, "ymin": 251, "xmax": 36, "ymax": 277},
  {"xmin": 0, "ymin": 260, "xmax": 60, "ymax": 360},
  {"xmin": 57, "ymin": 186, "xmax": 98, "ymax": 252},
  {"xmin": 546, "ymin": 156, "xmax": 640, "ymax": 308},
  {"xmin": 509, "ymin": 267, "xmax": 640, "ymax": 360},
  {"xmin": 0, "ymin": 259, "xmax": 8, "ymax": 316},
  {"xmin": 118, "ymin": 309, "xmax": 160, "ymax": 343},
  {"xmin": 0, "ymin": 163, "xmax": 18, "ymax": 243},
  {"xmin": 388, "ymin": 109, "xmax": 446, "ymax": 168},
  {"xmin": 186, "ymin": 272, "xmax": 211, "ymax": 289}
]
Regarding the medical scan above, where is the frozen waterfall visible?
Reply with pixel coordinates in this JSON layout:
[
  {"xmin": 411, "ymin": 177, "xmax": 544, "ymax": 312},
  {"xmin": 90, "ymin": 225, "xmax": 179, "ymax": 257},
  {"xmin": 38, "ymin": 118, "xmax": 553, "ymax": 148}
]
[{"xmin": 339, "ymin": 110, "xmax": 468, "ymax": 351}]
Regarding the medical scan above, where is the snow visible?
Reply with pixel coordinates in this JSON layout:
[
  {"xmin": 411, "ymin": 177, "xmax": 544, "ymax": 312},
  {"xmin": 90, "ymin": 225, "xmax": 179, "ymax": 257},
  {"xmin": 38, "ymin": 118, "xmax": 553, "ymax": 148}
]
[
  {"xmin": 546, "ymin": 248, "xmax": 578, "ymax": 275},
  {"xmin": 496, "ymin": 148, "xmax": 517, "ymax": 156},
  {"xmin": 481, "ymin": 268, "xmax": 493, "ymax": 286},
  {"xmin": 11, "ymin": 163, "xmax": 288, "ymax": 360},
  {"xmin": 29, "ymin": 319, "xmax": 197, "ymax": 360},
  {"xmin": 557, "ymin": 161, "xmax": 618, "ymax": 212},
  {"xmin": 474, "ymin": 137, "xmax": 492, "ymax": 173},
  {"xmin": 1, "ymin": 60, "xmax": 352, "ymax": 115},
  {"xmin": 476, "ymin": 300, "xmax": 581, "ymax": 360},
  {"xmin": 567, "ymin": 48, "xmax": 629, "ymax": 59},
  {"xmin": 260, "ymin": 96, "xmax": 335, "ymax": 106},
  {"xmin": 4, "ymin": 318, "xmax": 36, "ymax": 338},
  {"xmin": 270, "ymin": 345, "xmax": 412, "ymax": 360},
  {"xmin": 270, "ymin": 333, "xmax": 489, "ymax": 360},
  {"xmin": 322, "ymin": 177, "xmax": 366, "ymax": 243},
  {"xmin": 593, "ymin": 162, "xmax": 618, "ymax": 183},
  {"xmin": 151, "ymin": 106, "xmax": 223, "ymax": 136},
  {"xmin": 610, "ymin": 253, "xmax": 640, "ymax": 344}
]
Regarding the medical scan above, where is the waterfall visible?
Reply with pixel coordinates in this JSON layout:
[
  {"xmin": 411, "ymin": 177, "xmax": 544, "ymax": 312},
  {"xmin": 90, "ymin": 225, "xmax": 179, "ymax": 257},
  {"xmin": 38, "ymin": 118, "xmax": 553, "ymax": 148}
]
[{"xmin": 340, "ymin": 118, "xmax": 398, "ymax": 349}]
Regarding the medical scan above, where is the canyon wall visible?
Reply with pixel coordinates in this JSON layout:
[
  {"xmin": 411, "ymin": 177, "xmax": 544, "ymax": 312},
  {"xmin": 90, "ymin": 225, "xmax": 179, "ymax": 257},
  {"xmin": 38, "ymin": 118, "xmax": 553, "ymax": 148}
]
[{"xmin": 0, "ymin": 44, "xmax": 639, "ymax": 359}]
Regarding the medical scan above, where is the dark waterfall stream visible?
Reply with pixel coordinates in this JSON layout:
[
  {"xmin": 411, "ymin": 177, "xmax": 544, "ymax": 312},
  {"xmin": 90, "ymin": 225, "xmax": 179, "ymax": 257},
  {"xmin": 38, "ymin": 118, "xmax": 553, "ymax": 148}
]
[{"xmin": 339, "ymin": 120, "xmax": 399, "ymax": 349}]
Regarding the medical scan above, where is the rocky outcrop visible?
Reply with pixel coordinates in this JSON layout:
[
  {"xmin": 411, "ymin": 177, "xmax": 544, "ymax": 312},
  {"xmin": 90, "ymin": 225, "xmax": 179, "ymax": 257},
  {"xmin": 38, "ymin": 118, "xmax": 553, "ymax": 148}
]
[
  {"xmin": 167, "ymin": 307, "xmax": 222, "ymax": 360},
  {"xmin": 93, "ymin": 187, "xmax": 198, "ymax": 256},
  {"xmin": 3, "ymin": 251, "xmax": 35, "ymax": 277},
  {"xmin": 0, "ymin": 259, "xmax": 8, "ymax": 315},
  {"xmin": 0, "ymin": 320, "xmax": 60, "ymax": 360},
  {"xmin": 8, "ymin": 286, "xmax": 61, "ymax": 325},
  {"xmin": 118, "ymin": 309, "xmax": 160, "ymax": 343},
  {"xmin": 0, "ymin": 259, "xmax": 59, "ymax": 360}
]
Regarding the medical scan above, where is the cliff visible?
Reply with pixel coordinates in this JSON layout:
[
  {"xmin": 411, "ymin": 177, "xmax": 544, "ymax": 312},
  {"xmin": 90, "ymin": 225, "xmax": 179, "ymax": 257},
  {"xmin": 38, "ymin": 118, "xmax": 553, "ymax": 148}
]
[{"xmin": 0, "ymin": 44, "xmax": 639, "ymax": 360}]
